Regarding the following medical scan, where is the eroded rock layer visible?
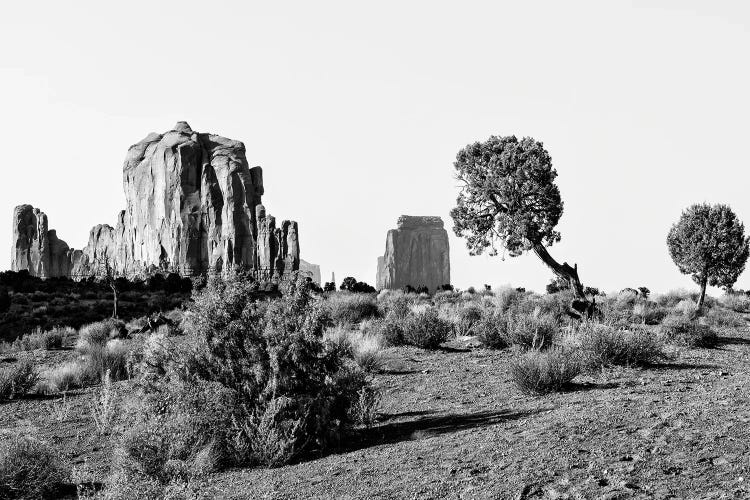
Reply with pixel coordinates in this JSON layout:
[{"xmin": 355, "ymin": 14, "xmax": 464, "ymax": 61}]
[
  {"xmin": 376, "ymin": 215, "xmax": 450, "ymax": 291},
  {"xmin": 11, "ymin": 122, "xmax": 300, "ymax": 279}
]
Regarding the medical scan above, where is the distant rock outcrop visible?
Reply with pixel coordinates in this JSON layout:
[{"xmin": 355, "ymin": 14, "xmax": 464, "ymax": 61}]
[
  {"xmin": 11, "ymin": 122, "xmax": 300, "ymax": 279},
  {"xmin": 299, "ymin": 259, "xmax": 321, "ymax": 285},
  {"xmin": 376, "ymin": 215, "xmax": 450, "ymax": 291}
]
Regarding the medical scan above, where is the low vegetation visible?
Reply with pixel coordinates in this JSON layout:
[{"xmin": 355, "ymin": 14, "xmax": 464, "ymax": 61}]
[
  {"xmin": 0, "ymin": 360, "xmax": 38, "ymax": 400},
  {"xmin": 0, "ymin": 271, "xmax": 745, "ymax": 497},
  {"xmin": 509, "ymin": 348, "xmax": 581, "ymax": 395},
  {"xmin": 0, "ymin": 270, "xmax": 192, "ymax": 343},
  {"xmin": 0, "ymin": 431, "xmax": 70, "ymax": 499}
]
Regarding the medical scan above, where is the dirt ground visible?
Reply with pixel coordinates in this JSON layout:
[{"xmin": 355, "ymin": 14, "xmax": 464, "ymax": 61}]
[{"xmin": 2, "ymin": 329, "xmax": 750, "ymax": 499}]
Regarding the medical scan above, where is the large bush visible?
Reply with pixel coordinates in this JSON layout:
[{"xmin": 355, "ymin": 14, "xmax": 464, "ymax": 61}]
[
  {"xmin": 107, "ymin": 275, "xmax": 373, "ymax": 495},
  {"xmin": 0, "ymin": 432, "xmax": 69, "ymax": 499}
]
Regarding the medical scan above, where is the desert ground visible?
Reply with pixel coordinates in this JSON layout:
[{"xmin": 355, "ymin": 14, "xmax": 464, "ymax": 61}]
[{"xmin": 2, "ymin": 285, "xmax": 748, "ymax": 499}]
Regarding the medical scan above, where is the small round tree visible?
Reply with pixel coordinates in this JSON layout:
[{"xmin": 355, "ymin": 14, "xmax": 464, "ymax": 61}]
[
  {"xmin": 450, "ymin": 135, "xmax": 593, "ymax": 317},
  {"xmin": 667, "ymin": 203, "xmax": 749, "ymax": 311}
]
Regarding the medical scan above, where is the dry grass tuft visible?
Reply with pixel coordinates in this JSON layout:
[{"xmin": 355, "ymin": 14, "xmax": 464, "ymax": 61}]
[{"xmin": 509, "ymin": 348, "xmax": 581, "ymax": 395}]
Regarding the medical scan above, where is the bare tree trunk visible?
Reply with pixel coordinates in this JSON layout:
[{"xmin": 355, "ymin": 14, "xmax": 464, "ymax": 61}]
[
  {"xmin": 698, "ymin": 274, "xmax": 708, "ymax": 313},
  {"xmin": 110, "ymin": 284, "xmax": 118, "ymax": 319},
  {"xmin": 532, "ymin": 242, "xmax": 593, "ymax": 318}
]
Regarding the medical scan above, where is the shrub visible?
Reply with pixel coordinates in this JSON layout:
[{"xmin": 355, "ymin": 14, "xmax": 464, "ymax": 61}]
[
  {"xmin": 326, "ymin": 293, "xmax": 379, "ymax": 325},
  {"xmin": 108, "ymin": 275, "xmax": 374, "ymax": 494},
  {"xmin": 453, "ymin": 305, "xmax": 483, "ymax": 337},
  {"xmin": 505, "ymin": 312, "xmax": 559, "ymax": 349},
  {"xmin": 401, "ymin": 307, "xmax": 451, "ymax": 349},
  {"xmin": 91, "ymin": 371, "xmax": 117, "ymax": 435},
  {"xmin": 349, "ymin": 332, "xmax": 384, "ymax": 373},
  {"xmin": 531, "ymin": 291, "xmax": 574, "ymax": 324},
  {"xmin": 492, "ymin": 287, "xmax": 526, "ymax": 313},
  {"xmin": 640, "ymin": 303, "xmax": 669, "ymax": 325},
  {"xmin": 41, "ymin": 361, "xmax": 87, "ymax": 393},
  {"xmin": 129, "ymin": 332, "xmax": 173, "ymax": 382},
  {"xmin": 0, "ymin": 432, "xmax": 69, "ymax": 499},
  {"xmin": 719, "ymin": 293, "xmax": 750, "ymax": 313},
  {"xmin": 367, "ymin": 313, "xmax": 406, "ymax": 347},
  {"xmin": 509, "ymin": 348, "xmax": 581, "ymax": 395},
  {"xmin": 82, "ymin": 339, "xmax": 130, "ymax": 383},
  {"xmin": 660, "ymin": 314, "xmax": 717, "ymax": 347},
  {"xmin": 10, "ymin": 327, "xmax": 70, "ymax": 352},
  {"xmin": 476, "ymin": 309, "xmax": 559, "ymax": 350},
  {"xmin": 704, "ymin": 307, "xmax": 746, "ymax": 328},
  {"xmin": 348, "ymin": 384, "xmax": 382, "ymax": 427},
  {"xmin": 475, "ymin": 310, "xmax": 511, "ymax": 349},
  {"xmin": 377, "ymin": 291, "xmax": 415, "ymax": 319},
  {"xmin": 113, "ymin": 379, "xmax": 240, "ymax": 485},
  {"xmin": 77, "ymin": 319, "xmax": 124, "ymax": 354},
  {"xmin": 323, "ymin": 327, "xmax": 384, "ymax": 373},
  {"xmin": 0, "ymin": 360, "xmax": 38, "ymax": 400},
  {"xmin": 673, "ymin": 299, "xmax": 699, "ymax": 317},
  {"xmin": 577, "ymin": 322, "xmax": 664, "ymax": 369}
]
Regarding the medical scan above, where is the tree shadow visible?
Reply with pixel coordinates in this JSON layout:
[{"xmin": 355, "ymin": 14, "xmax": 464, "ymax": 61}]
[
  {"xmin": 379, "ymin": 409, "xmax": 438, "ymax": 420},
  {"xmin": 716, "ymin": 336, "xmax": 750, "ymax": 346},
  {"xmin": 645, "ymin": 362, "xmax": 719, "ymax": 370},
  {"xmin": 567, "ymin": 381, "xmax": 619, "ymax": 392},
  {"xmin": 379, "ymin": 368, "xmax": 421, "ymax": 376},
  {"xmin": 304, "ymin": 407, "xmax": 548, "ymax": 463},
  {"xmin": 438, "ymin": 346, "xmax": 472, "ymax": 353}
]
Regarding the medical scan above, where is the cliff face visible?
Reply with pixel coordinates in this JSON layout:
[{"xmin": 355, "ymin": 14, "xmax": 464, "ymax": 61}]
[
  {"xmin": 11, "ymin": 122, "xmax": 300, "ymax": 279},
  {"xmin": 299, "ymin": 259, "xmax": 322, "ymax": 285},
  {"xmin": 376, "ymin": 215, "xmax": 450, "ymax": 291}
]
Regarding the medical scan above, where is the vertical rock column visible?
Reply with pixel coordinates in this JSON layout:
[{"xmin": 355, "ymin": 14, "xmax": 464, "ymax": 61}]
[{"xmin": 376, "ymin": 215, "xmax": 450, "ymax": 291}]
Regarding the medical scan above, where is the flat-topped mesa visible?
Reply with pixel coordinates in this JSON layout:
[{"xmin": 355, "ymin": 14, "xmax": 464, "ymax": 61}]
[
  {"xmin": 376, "ymin": 215, "xmax": 450, "ymax": 292},
  {"xmin": 397, "ymin": 215, "xmax": 444, "ymax": 230},
  {"xmin": 10, "ymin": 122, "xmax": 301, "ymax": 280}
]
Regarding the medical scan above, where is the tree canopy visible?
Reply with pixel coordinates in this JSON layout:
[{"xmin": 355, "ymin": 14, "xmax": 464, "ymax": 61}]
[
  {"xmin": 667, "ymin": 203, "xmax": 749, "ymax": 308},
  {"xmin": 450, "ymin": 135, "xmax": 593, "ymax": 317},
  {"xmin": 450, "ymin": 135, "xmax": 563, "ymax": 257}
]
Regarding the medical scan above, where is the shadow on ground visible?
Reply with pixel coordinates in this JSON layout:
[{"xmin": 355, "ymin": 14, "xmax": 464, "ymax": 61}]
[
  {"xmin": 568, "ymin": 381, "xmax": 619, "ymax": 392},
  {"xmin": 716, "ymin": 336, "xmax": 750, "ymax": 346},
  {"xmin": 646, "ymin": 362, "xmax": 719, "ymax": 370},
  {"xmin": 301, "ymin": 408, "xmax": 546, "ymax": 464}
]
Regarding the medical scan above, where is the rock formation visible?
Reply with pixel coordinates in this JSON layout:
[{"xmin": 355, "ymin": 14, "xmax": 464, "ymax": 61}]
[
  {"xmin": 376, "ymin": 215, "xmax": 450, "ymax": 291},
  {"xmin": 299, "ymin": 259, "xmax": 321, "ymax": 285},
  {"xmin": 11, "ymin": 122, "xmax": 300, "ymax": 279}
]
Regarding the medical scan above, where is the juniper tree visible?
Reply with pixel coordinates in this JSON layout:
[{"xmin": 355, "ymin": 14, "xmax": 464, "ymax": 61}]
[
  {"xmin": 667, "ymin": 203, "xmax": 749, "ymax": 311},
  {"xmin": 450, "ymin": 135, "xmax": 594, "ymax": 317}
]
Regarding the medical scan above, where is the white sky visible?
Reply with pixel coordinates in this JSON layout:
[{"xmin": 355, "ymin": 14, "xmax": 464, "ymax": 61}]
[{"xmin": 1, "ymin": 1, "xmax": 749, "ymax": 294}]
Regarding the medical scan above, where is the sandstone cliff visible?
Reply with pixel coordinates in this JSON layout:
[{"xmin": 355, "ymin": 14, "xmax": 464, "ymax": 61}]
[
  {"xmin": 376, "ymin": 215, "xmax": 450, "ymax": 291},
  {"xmin": 299, "ymin": 259, "xmax": 322, "ymax": 285},
  {"xmin": 11, "ymin": 122, "xmax": 300, "ymax": 279}
]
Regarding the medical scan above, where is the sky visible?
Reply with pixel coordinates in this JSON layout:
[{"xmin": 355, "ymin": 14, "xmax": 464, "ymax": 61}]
[{"xmin": 1, "ymin": 1, "xmax": 749, "ymax": 294}]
